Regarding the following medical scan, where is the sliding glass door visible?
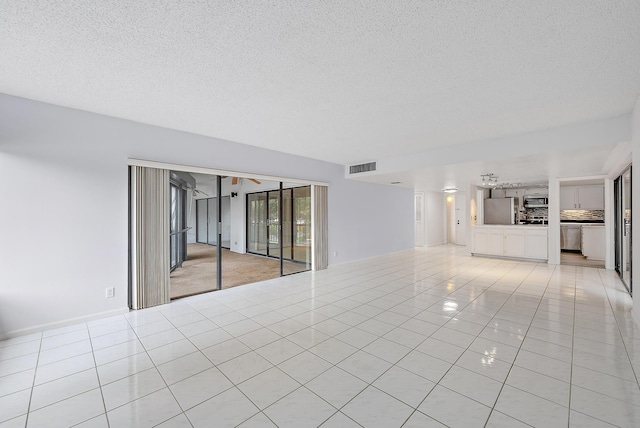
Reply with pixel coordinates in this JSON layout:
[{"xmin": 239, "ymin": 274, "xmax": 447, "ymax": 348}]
[
  {"xmin": 615, "ymin": 166, "xmax": 632, "ymax": 294},
  {"xmin": 139, "ymin": 169, "xmax": 325, "ymax": 304},
  {"xmin": 246, "ymin": 185, "xmax": 312, "ymax": 275},
  {"xmin": 195, "ymin": 196, "xmax": 230, "ymax": 249},
  {"xmin": 247, "ymin": 192, "xmax": 267, "ymax": 255},
  {"xmin": 284, "ymin": 186, "xmax": 311, "ymax": 274},
  {"xmin": 169, "ymin": 183, "xmax": 187, "ymax": 271}
]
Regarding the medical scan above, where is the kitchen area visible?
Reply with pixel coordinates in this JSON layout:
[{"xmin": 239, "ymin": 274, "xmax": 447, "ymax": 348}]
[
  {"xmin": 559, "ymin": 181, "xmax": 605, "ymax": 268},
  {"xmin": 471, "ymin": 179, "xmax": 606, "ymax": 267},
  {"xmin": 471, "ymin": 184, "xmax": 550, "ymax": 261}
]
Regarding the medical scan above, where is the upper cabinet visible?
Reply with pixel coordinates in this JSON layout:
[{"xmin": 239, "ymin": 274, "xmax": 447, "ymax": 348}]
[{"xmin": 560, "ymin": 185, "xmax": 604, "ymax": 210}]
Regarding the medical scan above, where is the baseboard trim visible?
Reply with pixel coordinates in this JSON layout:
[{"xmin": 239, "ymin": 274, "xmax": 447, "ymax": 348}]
[
  {"xmin": 633, "ymin": 308, "xmax": 640, "ymax": 332},
  {"xmin": 0, "ymin": 308, "xmax": 130, "ymax": 341}
]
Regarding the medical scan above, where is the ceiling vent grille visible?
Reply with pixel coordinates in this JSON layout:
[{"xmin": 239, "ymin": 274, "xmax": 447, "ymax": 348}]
[{"xmin": 349, "ymin": 162, "xmax": 377, "ymax": 175}]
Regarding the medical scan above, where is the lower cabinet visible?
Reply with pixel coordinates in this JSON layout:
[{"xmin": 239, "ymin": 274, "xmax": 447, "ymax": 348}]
[
  {"xmin": 524, "ymin": 228, "xmax": 548, "ymax": 259},
  {"xmin": 504, "ymin": 229, "xmax": 525, "ymax": 257},
  {"xmin": 473, "ymin": 227, "xmax": 547, "ymax": 260}
]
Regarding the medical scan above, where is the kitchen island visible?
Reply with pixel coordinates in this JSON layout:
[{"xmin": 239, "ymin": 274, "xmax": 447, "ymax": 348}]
[{"xmin": 472, "ymin": 225, "xmax": 548, "ymax": 261}]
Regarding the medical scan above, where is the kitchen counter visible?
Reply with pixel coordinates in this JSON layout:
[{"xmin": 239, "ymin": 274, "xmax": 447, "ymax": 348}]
[
  {"xmin": 582, "ymin": 225, "xmax": 605, "ymax": 260},
  {"xmin": 472, "ymin": 226, "xmax": 548, "ymax": 260},
  {"xmin": 475, "ymin": 224, "xmax": 548, "ymax": 228}
]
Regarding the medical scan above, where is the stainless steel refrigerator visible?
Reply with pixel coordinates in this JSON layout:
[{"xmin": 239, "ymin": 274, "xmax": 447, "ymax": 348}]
[{"xmin": 484, "ymin": 198, "xmax": 517, "ymax": 225}]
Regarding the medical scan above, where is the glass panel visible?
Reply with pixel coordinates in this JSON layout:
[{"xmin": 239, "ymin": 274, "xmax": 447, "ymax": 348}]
[
  {"xmin": 196, "ymin": 199, "xmax": 208, "ymax": 243},
  {"xmin": 284, "ymin": 186, "xmax": 312, "ymax": 275},
  {"xmin": 268, "ymin": 191, "xmax": 280, "ymax": 258},
  {"xmin": 170, "ymin": 185, "xmax": 178, "ymax": 269},
  {"xmin": 169, "ymin": 184, "xmax": 188, "ymax": 271},
  {"xmin": 622, "ymin": 167, "xmax": 632, "ymax": 290},
  {"xmin": 221, "ymin": 196, "xmax": 231, "ymax": 248},
  {"xmin": 281, "ymin": 189, "xmax": 293, "ymax": 261},
  {"xmin": 247, "ymin": 192, "xmax": 267, "ymax": 255},
  {"xmin": 207, "ymin": 197, "xmax": 218, "ymax": 245}
]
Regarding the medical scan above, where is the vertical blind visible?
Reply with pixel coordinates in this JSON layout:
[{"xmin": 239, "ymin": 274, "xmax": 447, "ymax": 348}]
[
  {"xmin": 313, "ymin": 185, "xmax": 329, "ymax": 270},
  {"xmin": 131, "ymin": 166, "xmax": 170, "ymax": 309}
]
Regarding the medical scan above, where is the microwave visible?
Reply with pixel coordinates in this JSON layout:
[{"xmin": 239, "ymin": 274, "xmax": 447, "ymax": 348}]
[{"xmin": 524, "ymin": 196, "xmax": 548, "ymax": 207}]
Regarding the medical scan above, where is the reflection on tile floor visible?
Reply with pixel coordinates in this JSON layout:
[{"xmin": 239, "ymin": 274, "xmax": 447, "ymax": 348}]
[{"xmin": 2, "ymin": 245, "xmax": 640, "ymax": 427}]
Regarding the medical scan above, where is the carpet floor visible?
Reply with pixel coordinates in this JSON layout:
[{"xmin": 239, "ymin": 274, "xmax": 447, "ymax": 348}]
[{"xmin": 170, "ymin": 243, "xmax": 307, "ymax": 299}]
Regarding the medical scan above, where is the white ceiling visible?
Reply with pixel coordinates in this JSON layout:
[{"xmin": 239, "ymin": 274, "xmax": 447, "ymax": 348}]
[{"xmin": 2, "ymin": 1, "xmax": 639, "ymax": 187}]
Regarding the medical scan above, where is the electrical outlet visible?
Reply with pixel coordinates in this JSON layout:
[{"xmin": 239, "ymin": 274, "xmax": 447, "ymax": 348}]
[
  {"xmin": 106, "ymin": 287, "xmax": 115, "ymax": 298},
  {"xmin": 333, "ymin": 251, "xmax": 338, "ymax": 257}
]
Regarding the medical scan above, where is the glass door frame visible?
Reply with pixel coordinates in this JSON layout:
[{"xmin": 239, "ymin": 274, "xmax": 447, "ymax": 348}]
[
  {"xmin": 169, "ymin": 181, "xmax": 187, "ymax": 272},
  {"xmin": 615, "ymin": 165, "xmax": 632, "ymax": 295},
  {"xmin": 245, "ymin": 184, "xmax": 312, "ymax": 276}
]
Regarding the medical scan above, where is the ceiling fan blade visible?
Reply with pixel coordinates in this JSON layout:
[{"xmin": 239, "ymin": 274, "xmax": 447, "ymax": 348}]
[
  {"xmin": 232, "ymin": 177, "xmax": 238, "ymax": 185},
  {"xmin": 249, "ymin": 178, "xmax": 261, "ymax": 185},
  {"xmin": 193, "ymin": 189, "xmax": 209, "ymax": 197}
]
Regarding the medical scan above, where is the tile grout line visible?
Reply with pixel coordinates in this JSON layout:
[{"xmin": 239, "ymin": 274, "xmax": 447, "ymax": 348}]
[
  {"xmin": 597, "ymin": 268, "xmax": 640, "ymax": 388},
  {"xmin": 75, "ymin": 322, "xmax": 111, "ymax": 428},
  {"xmin": 567, "ymin": 265, "xmax": 578, "ymax": 428},
  {"xmin": 393, "ymin": 260, "xmax": 530, "ymax": 426},
  {"xmin": 481, "ymin": 261, "xmax": 558, "ymax": 428},
  {"xmin": 22, "ymin": 331, "xmax": 43, "ymax": 428}
]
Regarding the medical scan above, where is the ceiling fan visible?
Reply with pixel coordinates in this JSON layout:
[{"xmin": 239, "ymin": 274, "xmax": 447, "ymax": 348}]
[{"xmin": 223, "ymin": 176, "xmax": 261, "ymax": 185}]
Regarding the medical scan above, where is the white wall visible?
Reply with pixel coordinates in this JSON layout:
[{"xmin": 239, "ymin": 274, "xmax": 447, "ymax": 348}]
[
  {"xmin": 0, "ymin": 95, "xmax": 414, "ymax": 337},
  {"xmin": 632, "ymin": 96, "xmax": 640, "ymax": 329},
  {"xmin": 424, "ymin": 191, "xmax": 445, "ymax": 246}
]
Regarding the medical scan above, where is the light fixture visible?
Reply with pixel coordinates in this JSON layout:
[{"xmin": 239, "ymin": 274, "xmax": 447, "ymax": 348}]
[
  {"xmin": 442, "ymin": 187, "xmax": 459, "ymax": 193},
  {"xmin": 480, "ymin": 173, "xmax": 498, "ymax": 186}
]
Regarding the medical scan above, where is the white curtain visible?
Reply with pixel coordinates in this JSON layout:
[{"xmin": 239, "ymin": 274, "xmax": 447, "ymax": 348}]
[{"xmin": 130, "ymin": 166, "xmax": 170, "ymax": 309}]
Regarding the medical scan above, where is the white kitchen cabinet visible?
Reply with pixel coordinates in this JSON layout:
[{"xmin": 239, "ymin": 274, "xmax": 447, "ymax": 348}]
[
  {"xmin": 560, "ymin": 186, "xmax": 577, "ymax": 210},
  {"xmin": 504, "ymin": 229, "xmax": 525, "ymax": 257},
  {"xmin": 582, "ymin": 226, "xmax": 605, "ymax": 260},
  {"xmin": 577, "ymin": 185, "xmax": 604, "ymax": 210},
  {"xmin": 488, "ymin": 228, "xmax": 504, "ymax": 255},
  {"xmin": 473, "ymin": 228, "xmax": 489, "ymax": 254},
  {"xmin": 560, "ymin": 185, "xmax": 604, "ymax": 210},
  {"xmin": 472, "ymin": 226, "xmax": 547, "ymax": 260},
  {"xmin": 525, "ymin": 228, "xmax": 548, "ymax": 259}
]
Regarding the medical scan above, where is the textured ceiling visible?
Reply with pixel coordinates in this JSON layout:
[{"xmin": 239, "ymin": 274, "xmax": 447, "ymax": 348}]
[{"xmin": 1, "ymin": 1, "xmax": 639, "ymax": 166}]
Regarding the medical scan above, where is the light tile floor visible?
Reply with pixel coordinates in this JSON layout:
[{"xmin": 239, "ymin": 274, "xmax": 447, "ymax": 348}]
[{"xmin": 2, "ymin": 245, "xmax": 640, "ymax": 427}]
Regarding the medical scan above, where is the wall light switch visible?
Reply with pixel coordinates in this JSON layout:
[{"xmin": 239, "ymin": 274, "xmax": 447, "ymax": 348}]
[{"xmin": 106, "ymin": 287, "xmax": 115, "ymax": 298}]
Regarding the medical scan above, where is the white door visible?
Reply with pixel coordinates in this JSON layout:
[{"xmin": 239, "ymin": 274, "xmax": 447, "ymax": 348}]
[
  {"xmin": 455, "ymin": 193, "xmax": 466, "ymax": 245},
  {"xmin": 414, "ymin": 193, "xmax": 425, "ymax": 247}
]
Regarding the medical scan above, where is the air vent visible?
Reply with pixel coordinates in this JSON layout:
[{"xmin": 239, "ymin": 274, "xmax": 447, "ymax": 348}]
[{"xmin": 349, "ymin": 162, "xmax": 377, "ymax": 175}]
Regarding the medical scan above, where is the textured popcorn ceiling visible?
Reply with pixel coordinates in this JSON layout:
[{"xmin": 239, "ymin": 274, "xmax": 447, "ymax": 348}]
[{"xmin": 1, "ymin": 1, "xmax": 639, "ymax": 166}]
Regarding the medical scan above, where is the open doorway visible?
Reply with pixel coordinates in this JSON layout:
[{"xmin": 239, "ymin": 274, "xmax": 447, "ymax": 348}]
[
  {"xmin": 559, "ymin": 179, "xmax": 606, "ymax": 268},
  {"xmin": 129, "ymin": 162, "xmax": 328, "ymax": 309},
  {"xmin": 168, "ymin": 172, "xmax": 314, "ymax": 299},
  {"xmin": 445, "ymin": 193, "xmax": 466, "ymax": 245}
]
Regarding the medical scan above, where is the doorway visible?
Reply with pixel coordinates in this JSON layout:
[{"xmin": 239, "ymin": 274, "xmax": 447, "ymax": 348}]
[
  {"xmin": 171, "ymin": 174, "xmax": 314, "ymax": 299},
  {"xmin": 445, "ymin": 193, "xmax": 466, "ymax": 245},
  {"xmin": 455, "ymin": 193, "xmax": 466, "ymax": 246},
  {"xmin": 415, "ymin": 192, "xmax": 425, "ymax": 247},
  {"xmin": 129, "ymin": 163, "xmax": 328, "ymax": 309}
]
